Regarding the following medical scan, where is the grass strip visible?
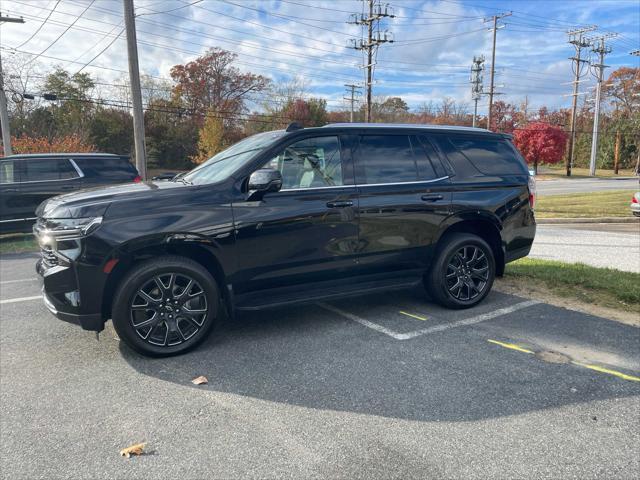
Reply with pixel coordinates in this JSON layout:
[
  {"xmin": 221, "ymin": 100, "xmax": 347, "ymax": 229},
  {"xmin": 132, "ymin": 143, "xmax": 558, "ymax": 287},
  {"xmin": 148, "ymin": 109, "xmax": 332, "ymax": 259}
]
[
  {"xmin": 505, "ymin": 258, "xmax": 640, "ymax": 313},
  {"xmin": 535, "ymin": 189, "xmax": 636, "ymax": 218},
  {"xmin": 0, "ymin": 234, "xmax": 38, "ymax": 255}
]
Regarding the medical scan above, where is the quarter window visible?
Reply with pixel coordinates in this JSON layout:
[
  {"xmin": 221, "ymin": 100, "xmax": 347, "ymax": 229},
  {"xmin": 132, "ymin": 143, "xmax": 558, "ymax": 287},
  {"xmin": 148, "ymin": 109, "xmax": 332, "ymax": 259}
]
[
  {"xmin": 447, "ymin": 136, "xmax": 527, "ymax": 175},
  {"xmin": 264, "ymin": 136, "xmax": 343, "ymax": 189},
  {"xmin": 22, "ymin": 159, "xmax": 79, "ymax": 182}
]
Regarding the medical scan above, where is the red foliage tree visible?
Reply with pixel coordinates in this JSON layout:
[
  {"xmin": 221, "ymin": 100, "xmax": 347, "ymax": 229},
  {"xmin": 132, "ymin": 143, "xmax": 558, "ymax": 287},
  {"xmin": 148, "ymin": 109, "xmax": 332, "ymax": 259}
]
[{"xmin": 513, "ymin": 122, "xmax": 568, "ymax": 174}]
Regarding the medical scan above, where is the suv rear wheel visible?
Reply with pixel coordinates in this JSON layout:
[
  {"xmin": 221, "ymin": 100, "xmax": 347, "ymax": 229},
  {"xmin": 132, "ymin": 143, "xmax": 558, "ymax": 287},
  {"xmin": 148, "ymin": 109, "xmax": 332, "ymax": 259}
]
[
  {"xmin": 112, "ymin": 256, "xmax": 219, "ymax": 356},
  {"xmin": 425, "ymin": 233, "xmax": 495, "ymax": 309}
]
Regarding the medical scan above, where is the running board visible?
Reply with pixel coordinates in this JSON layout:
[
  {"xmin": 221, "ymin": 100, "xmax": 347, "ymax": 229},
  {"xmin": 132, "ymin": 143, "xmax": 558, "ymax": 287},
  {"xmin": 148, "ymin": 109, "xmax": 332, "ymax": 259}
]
[{"xmin": 234, "ymin": 275, "xmax": 423, "ymax": 311}]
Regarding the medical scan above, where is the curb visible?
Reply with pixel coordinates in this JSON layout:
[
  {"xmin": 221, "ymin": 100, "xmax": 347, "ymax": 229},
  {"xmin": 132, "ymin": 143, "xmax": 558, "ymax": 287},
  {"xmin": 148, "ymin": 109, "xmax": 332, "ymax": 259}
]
[{"xmin": 537, "ymin": 217, "xmax": 639, "ymax": 224}]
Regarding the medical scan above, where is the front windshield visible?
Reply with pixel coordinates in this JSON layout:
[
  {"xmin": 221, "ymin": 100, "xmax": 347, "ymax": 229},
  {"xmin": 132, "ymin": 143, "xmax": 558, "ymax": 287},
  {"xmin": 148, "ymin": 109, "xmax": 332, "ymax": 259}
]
[{"xmin": 183, "ymin": 130, "xmax": 285, "ymax": 185}]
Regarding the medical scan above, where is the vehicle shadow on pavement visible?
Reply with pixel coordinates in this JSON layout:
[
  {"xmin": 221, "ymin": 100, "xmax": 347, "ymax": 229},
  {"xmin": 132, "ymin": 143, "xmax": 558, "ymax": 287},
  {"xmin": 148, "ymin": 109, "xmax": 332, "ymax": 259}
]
[{"xmin": 120, "ymin": 289, "xmax": 640, "ymax": 423}]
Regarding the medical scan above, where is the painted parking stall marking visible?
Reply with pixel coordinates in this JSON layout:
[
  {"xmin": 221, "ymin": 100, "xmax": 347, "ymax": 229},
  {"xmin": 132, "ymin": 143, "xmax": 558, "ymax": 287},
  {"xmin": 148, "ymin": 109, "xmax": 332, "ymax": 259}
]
[
  {"xmin": 319, "ymin": 300, "xmax": 540, "ymax": 340},
  {"xmin": 0, "ymin": 295, "xmax": 42, "ymax": 305},
  {"xmin": 488, "ymin": 338, "xmax": 640, "ymax": 383},
  {"xmin": 399, "ymin": 311, "xmax": 428, "ymax": 321}
]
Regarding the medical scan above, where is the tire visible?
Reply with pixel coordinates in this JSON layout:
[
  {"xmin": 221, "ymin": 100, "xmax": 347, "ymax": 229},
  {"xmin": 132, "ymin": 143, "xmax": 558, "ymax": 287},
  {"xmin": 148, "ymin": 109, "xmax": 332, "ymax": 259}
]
[
  {"xmin": 112, "ymin": 256, "xmax": 219, "ymax": 357},
  {"xmin": 425, "ymin": 233, "xmax": 496, "ymax": 309}
]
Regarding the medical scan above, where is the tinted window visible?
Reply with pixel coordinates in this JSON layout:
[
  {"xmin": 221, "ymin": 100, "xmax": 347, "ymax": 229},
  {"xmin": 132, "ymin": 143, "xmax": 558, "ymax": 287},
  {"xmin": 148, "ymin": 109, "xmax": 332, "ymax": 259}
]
[
  {"xmin": 410, "ymin": 136, "xmax": 438, "ymax": 180},
  {"xmin": 0, "ymin": 161, "xmax": 16, "ymax": 184},
  {"xmin": 447, "ymin": 136, "xmax": 527, "ymax": 175},
  {"xmin": 74, "ymin": 157, "xmax": 136, "ymax": 178},
  {"xmin": 357, "ymin": 135, "xmax": 433, "ymax": 184},
  {"xmin": 22, "ymin": 159, "xmax": 79, "ymax": 182},
  {"xmin": 264, "ymin": 136, "xmax": 343, "ymax": 189}
]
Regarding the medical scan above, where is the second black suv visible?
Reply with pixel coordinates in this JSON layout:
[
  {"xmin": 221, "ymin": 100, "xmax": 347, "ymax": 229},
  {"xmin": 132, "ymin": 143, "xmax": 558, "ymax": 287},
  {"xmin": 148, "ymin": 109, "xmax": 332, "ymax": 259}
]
[
  {"xmin": 34, "ymin": 124, "xmax": 536, "ymax": 356},
  {"xmin": 0, "ymin": 153, "xmax": 140, "ymax": 233}
]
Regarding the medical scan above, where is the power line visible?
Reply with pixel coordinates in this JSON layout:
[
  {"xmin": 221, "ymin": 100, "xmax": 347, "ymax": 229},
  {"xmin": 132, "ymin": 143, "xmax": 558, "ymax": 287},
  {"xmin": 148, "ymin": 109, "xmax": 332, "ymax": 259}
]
[
  {"xmin": 25, "ymin": 0, "xmax": 95, "ymax": 65},
  {"xmin": 13, "ymin": 0, "xmax": 59, "ymax": 49}
]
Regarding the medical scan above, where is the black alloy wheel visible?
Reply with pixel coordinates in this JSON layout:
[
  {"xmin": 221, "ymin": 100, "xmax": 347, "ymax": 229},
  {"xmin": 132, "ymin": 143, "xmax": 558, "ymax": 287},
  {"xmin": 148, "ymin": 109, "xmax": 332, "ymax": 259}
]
[
  {"xmin": 444, "ymin": 245, "xmax": 490, "ymax": 301},
  {"xmin": 425, "ymin": 233, "xmax": 496, "ymax": 309},
  {"xmin": 112, "ymin": 256, "xmax": 219, "ymax": 357}
]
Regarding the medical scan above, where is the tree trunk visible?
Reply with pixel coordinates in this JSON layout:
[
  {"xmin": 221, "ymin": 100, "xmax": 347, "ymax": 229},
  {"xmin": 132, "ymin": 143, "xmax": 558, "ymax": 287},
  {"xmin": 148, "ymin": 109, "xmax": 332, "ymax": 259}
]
[
  {"xmin": 614, "ymin": 130, "xmax": 620, "ymax": 174},
  {"xmin": 534, "ymin": 158, "xmax": 538, "ymax": 175}
]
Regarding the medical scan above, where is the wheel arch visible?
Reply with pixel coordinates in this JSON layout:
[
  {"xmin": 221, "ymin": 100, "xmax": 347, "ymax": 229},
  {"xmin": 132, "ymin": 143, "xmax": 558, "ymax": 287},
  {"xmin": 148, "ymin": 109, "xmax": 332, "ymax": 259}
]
[
  {"xmin": 101, "ymin": 237, "xmax": 231, "ymax": 321},
  {"xmin": 435, "ymin": 215, "xmax": 505, "ymax": 276}
]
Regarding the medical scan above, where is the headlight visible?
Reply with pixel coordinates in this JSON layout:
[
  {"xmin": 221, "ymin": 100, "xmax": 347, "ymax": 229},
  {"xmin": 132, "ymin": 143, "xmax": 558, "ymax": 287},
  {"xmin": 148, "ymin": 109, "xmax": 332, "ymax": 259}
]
[{"xmin": 35, "ymin": 216, "xmax": 103, "ymax": 241}]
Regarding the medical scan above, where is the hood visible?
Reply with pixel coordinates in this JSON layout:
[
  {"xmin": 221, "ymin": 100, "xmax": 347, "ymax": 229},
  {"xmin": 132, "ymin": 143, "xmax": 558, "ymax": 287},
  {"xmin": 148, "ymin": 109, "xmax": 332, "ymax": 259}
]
[{"xmin": 36, "ymin": 181, "xmax": 189, "ymax": 219}]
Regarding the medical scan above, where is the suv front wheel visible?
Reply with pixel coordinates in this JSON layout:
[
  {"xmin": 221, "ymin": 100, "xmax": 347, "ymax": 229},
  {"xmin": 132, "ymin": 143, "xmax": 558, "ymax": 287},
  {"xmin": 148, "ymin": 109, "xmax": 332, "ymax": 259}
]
[
  {"xmin": 112, "ymin": 256, "xmax": 219, "ymax": 356},
  {"xmin": 425, "ymin": 233, "xmax": 496, "ymax": 309}
]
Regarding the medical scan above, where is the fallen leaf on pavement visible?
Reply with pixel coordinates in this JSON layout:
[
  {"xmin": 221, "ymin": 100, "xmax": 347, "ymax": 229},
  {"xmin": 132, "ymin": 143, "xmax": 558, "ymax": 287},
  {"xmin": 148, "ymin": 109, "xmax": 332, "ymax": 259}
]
[
  {"xmin": 120, "ymin": 443, "xmax": 146, "ymax": 458},
  {"xmin": 192, "ymin": 375, "xmax": 208, "ymax": 385}
]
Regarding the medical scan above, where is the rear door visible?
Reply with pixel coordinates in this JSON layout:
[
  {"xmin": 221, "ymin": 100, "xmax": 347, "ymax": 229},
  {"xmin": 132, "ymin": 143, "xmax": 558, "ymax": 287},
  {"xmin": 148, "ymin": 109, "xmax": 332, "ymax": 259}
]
[
  {"xmin": 17, "ymin": 158, "xmax": 82, "ymax": 219},
  {"xmin": 354, "ymin": 133, "xmax": 452, "ymax": 275},
  {"xmin": 73, "ymin": 156, "xmax": 138, "ymax": 188},
  {"xmin": 231, "ymin": 134, "xmax": 360, "ymax": 294}
]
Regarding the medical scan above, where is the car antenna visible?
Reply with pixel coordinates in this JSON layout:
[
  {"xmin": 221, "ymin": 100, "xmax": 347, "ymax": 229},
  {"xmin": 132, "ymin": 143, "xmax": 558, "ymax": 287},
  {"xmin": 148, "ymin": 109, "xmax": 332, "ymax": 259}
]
[{"xmin": 285, "ymin": 122, "xmax": 304, "ymax": 132}]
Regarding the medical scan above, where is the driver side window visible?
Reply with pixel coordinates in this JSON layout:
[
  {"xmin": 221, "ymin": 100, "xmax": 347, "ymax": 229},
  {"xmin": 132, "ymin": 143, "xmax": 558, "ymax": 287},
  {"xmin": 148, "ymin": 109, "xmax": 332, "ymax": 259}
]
[{"xmin": 264, "ymin": 136, "xmax": 343, "ymax": 190}]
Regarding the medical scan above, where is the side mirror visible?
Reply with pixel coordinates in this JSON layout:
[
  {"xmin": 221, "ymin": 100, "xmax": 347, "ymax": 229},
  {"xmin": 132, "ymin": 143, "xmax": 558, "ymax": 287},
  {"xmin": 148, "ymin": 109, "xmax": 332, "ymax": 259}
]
[{"xmin": 248, "ymin": 168, "xmax": 282, "ymax": 193}]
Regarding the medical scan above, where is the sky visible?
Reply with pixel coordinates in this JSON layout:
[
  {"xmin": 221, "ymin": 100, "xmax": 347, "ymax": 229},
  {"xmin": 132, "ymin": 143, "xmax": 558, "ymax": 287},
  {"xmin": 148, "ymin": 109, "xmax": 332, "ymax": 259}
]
[{"xmin": 1, "ymin": 0, "xmax": 639, "ymax": 116}]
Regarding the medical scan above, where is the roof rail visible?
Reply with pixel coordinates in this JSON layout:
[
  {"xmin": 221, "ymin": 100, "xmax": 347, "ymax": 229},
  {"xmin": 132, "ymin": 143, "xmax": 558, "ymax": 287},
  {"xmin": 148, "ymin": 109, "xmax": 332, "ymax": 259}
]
[{"xmin": 285, "ymin": 122, "xmax": 304, "ymax": 132}]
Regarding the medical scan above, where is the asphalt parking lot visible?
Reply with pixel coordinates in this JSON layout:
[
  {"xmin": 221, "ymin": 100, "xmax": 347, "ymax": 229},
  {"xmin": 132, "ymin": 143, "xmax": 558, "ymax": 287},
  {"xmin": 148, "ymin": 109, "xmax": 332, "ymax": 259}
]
[{"xmin": 1, "ymin": 253, "xmax": 639, "ymax": 479}]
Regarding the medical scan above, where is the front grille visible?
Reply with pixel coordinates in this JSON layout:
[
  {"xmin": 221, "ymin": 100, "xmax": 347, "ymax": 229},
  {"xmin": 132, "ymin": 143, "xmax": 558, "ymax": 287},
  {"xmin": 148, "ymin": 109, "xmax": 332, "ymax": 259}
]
[{"xmin": 41, "ymin": 245, "xmax": 59, "ymax": 268}]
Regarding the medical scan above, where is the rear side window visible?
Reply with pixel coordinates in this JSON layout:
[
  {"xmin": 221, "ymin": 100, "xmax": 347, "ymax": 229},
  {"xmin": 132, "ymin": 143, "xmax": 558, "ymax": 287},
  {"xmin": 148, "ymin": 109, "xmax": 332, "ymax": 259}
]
[
  {"xmin": 0, "ymin": 161, "xmax": 16, "ymax": 184},
  {"xmin": 22, "ymin": 159, "xmax": 79, "ymax": 182},
  {"xmin": 74, "ymin": 157, "xmax": 136, "ymax": 178},
  {"xmin": 447, "ymin": 136, "xmax": 527, "ymax": 175}
]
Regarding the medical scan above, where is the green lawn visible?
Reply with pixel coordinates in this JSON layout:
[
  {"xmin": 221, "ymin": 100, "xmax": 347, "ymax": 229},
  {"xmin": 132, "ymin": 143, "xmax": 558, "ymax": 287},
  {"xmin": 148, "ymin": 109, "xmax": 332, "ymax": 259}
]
[
  {"xmin": 539, "ymin": 166, "xmax": 636, "ymax": 179},
  {"xmin": 535, "ymin": 189, "xmax": 636, "ymax": 218},
  {"xmin": 0, "ymin": 234, "xmax": 38, "ymax": 255},
  {"xmin": 505, "ymin": 258, "xmax": 640, "ymax": 313}
]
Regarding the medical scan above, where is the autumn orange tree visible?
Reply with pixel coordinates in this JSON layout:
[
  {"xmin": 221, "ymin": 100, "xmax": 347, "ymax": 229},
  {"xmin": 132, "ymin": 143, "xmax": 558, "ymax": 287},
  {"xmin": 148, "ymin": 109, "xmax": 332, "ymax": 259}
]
[{"xmin": 5, "ymin": 134, "xmax": 96, "ymax": 156}]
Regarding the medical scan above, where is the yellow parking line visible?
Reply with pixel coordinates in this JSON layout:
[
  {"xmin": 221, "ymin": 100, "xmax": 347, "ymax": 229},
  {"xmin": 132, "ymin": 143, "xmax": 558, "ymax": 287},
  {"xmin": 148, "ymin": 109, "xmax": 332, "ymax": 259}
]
[
  {"xmin": 487, "ymin": 339, "xmax": 534, "ymax": 354},
  {"xmin": 572, "ymin": 362, "xmax": 640, "ymax": 383},
  {"xmin": 488, "ymin": 339, "xmax": 640, "ymax": 383},
  {"xmin": 399, "ymin": 311, "xmax": 428, "ymax": 321}
]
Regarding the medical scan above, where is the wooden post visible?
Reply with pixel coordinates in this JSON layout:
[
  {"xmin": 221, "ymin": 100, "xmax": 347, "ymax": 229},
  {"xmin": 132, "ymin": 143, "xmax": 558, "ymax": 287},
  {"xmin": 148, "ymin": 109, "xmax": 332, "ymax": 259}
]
[{"xmin": 613, "ymin": 130, "xmax": 620, "ymax": 174}]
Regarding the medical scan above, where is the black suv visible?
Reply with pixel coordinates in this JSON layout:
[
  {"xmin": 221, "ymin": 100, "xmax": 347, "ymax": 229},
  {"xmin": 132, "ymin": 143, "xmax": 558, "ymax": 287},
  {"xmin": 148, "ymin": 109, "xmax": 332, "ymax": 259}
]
[
  {"xmin": 34, "ymin": 124, "xmax": 536, "ymax": 356},
  {"xmin": 0, "ymin": 153, "xmax": 140, "ymax": 233}
]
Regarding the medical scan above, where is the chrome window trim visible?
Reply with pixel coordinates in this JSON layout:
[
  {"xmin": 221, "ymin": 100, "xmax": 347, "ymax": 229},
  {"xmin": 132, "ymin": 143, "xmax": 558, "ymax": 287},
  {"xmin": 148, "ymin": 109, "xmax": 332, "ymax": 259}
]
[
  {"xmin": 0, "ymin": 216, "xmax": 37, "ymax": 224},
  {"xmin": 69, "ymin": 158, "xmax": 85, "ymax": 178},
  {"xmin": 277, "ymin": 176, "xmax": 449, "ymax": 193},
  {"xmin": 356, "ymin": 176, "xmax": 450, "ymax": 188}
]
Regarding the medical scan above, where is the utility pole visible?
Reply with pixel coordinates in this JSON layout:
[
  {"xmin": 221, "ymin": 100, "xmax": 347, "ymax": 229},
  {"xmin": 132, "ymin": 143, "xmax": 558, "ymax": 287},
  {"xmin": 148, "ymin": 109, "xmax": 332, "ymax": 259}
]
[
  {"xmin": 348, "ymin": 1, "xmax": 394, "ymax": 122},
  {"xmin": 565, "ymin": 25, "xmax": 597, "ymax": 176},
  {"xmin": 0, "ymin": 14, "xmax": 25, "ymax": 157},
  {"xmin": 587, "ymin": 33, "xmax": 617, "ymax": 176},
  {"xmin": 123, "ymin": 0, "xmax": 147, "ymax": 180},
  {"xmin": 343, "ymin": 84, "xmax": 361, "ymax": 122},
  {"xmin": 470, "ymin": 55, "xmax": 484, "ymax": 128},
  {"xmin": 484, "ymin": 12, "xmax": 511, "ymax": 130}
]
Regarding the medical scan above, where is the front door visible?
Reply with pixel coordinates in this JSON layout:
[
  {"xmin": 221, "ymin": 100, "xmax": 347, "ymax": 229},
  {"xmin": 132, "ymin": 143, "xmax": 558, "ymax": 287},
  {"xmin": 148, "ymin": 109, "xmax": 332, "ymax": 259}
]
[
  {"xmin": 353, "ymin": 133, "xmax": 452, "ymax": 275},
  {"xmin": 231, "ymin": 135, "xmax": 359, "ymax": 294}
]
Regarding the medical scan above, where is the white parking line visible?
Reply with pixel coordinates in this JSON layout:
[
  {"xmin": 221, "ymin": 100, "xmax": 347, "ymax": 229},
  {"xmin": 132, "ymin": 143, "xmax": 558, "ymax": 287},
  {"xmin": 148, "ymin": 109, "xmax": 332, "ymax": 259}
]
[
  {"xmin": 0, "ymin": 278, "xmax": 36, "ymax": 285},
  {"xmin": 319, "ymin": 300, "xmax": 540, "ymax": 340},
  {"xmin": 0, "ymin": 295, "xmax": 42, "ymax": 305}
]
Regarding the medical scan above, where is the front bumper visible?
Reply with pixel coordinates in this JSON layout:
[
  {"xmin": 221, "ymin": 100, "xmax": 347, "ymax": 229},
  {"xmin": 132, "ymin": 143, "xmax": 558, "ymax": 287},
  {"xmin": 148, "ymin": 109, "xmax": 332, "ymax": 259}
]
[{"xmin": 36, "ymin": 258, "xmax": 105, "ymax": 332}]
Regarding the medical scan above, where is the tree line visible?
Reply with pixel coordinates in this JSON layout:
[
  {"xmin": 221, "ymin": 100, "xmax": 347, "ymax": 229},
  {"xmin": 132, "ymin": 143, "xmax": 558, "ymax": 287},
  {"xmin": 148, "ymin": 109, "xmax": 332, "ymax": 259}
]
[{"xmin": 3, "ymin": 48, "xmax": 638, "ymax": 173}]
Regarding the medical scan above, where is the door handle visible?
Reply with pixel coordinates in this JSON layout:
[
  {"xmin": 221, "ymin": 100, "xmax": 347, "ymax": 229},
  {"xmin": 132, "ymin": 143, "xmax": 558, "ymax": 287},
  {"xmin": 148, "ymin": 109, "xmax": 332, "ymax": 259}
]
[
  {"xmin": 326, "ymin": 200, "xmax": 353, "ymax": 208},
  {"xmin": 421, "ymin": 194, "xmax": 444, "ymax": 202}
]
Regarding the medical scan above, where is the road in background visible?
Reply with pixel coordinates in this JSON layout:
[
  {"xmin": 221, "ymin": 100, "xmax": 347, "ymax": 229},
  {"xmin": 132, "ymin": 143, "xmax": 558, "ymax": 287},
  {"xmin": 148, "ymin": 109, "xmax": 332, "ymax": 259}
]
[
  {"xmin": 537, "ymin": 177, "xmax": 638, "ymax": 196},
  {"xmin": 530, "ymin": 223, "xmax": 640, "ymax": 272}
]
